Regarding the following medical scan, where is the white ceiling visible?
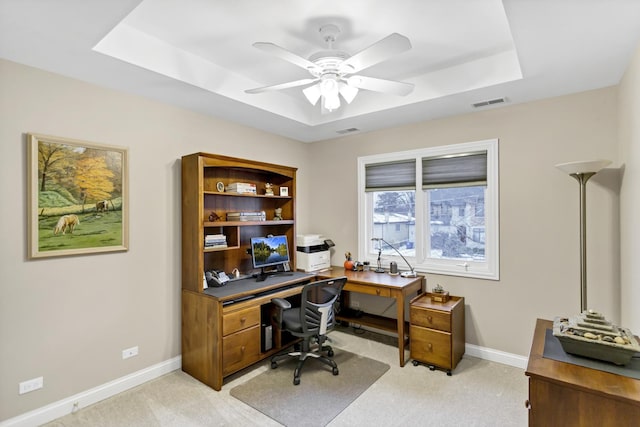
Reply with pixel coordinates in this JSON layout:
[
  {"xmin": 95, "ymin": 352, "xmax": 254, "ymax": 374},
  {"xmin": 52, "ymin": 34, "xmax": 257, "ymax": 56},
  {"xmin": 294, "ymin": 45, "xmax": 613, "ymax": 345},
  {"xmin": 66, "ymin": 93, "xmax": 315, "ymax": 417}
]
[{"xmin": 2, "ymin": 0, "xmax": 640, "ymax": 142}]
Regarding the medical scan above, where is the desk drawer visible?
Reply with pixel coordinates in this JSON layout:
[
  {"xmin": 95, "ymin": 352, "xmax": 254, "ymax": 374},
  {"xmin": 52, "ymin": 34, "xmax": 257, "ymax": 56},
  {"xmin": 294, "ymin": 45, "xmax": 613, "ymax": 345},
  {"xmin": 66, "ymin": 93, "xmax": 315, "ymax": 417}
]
[
  {"xmin": 346, "ymin": 283, "xmax": 390, "ymax": 298},
  {"xmin": 222, "ymin": 325, "xmax": 261, "ymax": 375},
  {"xmin": 410, "ymin": 325, "xmax": 452, "ymax": 368},
  {"xmin": 223, "ymin": 306, "xmax": 260, "ymax": 336},
  {"xmin": 411, "ymin": 308, "xmax": 451, "ymax": 332}
]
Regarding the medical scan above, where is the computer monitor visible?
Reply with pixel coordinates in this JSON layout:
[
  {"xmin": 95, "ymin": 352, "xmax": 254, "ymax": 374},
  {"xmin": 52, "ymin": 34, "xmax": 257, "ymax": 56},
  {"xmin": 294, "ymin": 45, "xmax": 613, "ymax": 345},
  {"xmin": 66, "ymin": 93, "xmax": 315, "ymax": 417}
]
[{"xmin": 250, "ymin": 235, "xmax": 291, "ymax": 280}]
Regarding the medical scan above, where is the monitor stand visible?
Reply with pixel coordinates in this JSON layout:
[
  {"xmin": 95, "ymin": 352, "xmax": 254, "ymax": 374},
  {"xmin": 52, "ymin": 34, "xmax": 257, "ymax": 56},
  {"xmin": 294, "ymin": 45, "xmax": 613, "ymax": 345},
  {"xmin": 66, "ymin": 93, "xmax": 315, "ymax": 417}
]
[{"xmin": 255, "ymin": 267, "xmax": 293, "ymax": 282}]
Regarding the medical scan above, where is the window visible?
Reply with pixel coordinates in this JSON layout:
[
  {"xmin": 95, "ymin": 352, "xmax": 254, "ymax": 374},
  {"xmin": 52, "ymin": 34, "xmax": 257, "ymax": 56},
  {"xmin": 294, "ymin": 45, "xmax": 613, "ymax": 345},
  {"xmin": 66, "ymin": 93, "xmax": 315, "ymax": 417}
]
[{"xmin": 358, "ymin": 139, "xmax": 499, "ymax": 280}]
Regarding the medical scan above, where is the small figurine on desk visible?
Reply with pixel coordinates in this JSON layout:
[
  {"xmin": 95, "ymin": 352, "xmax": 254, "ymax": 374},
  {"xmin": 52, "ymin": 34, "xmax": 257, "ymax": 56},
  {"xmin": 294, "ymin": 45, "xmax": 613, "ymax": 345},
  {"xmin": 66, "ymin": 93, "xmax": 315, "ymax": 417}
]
[
  {"xmin": 265, "ymin": 183, "xmax": 275, "ymax": 196},
  {"xmin": 208, "ymin": 212, "xmax": 220, "ymax": 222},
  {"xmin": 273, "ymin": 207, "xmax": 283, "ymax": 220},
  {"xmin": 344, "ymin": 252, "xmax": 354, "ymax": 270}
]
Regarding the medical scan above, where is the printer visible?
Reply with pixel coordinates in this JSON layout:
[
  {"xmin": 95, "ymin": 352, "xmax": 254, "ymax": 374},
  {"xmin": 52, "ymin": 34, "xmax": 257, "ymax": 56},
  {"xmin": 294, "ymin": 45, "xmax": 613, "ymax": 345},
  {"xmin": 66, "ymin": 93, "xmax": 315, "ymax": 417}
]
[{"xmin": 296, "ymin": 234, "xmax": 334, "ymax": 272}]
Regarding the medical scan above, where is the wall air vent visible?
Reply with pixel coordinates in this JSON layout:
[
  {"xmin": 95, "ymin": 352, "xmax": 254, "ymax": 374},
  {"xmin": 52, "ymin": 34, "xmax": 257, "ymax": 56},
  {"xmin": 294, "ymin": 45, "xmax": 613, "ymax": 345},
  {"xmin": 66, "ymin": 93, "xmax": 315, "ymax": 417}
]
[
  {"xmin": 472, "ymin": 97, "xmax": 507, "ymax": 108},
  {"xmin": 336, "ymin": 128, "xmax": 360, "ymax": 135}
]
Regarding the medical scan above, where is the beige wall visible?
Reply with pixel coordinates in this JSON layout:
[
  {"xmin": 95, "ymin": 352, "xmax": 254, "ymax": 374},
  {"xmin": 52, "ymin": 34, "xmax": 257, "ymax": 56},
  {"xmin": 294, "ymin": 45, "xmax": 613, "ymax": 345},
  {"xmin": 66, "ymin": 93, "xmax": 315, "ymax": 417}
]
[
  {"xmin": 619, "ymin": 42, "xmax": 640, "ymax": 333},
  {"xmin": 0, "ymin": 54, "xmax": 634, "ymax": 421},
  {"xmin": 0, "ymin": 59, "xmax": 309, "ymax": 420},
  {"xmin": 308, "ymin": 87, "xmax": 621, "ymax": 357}
]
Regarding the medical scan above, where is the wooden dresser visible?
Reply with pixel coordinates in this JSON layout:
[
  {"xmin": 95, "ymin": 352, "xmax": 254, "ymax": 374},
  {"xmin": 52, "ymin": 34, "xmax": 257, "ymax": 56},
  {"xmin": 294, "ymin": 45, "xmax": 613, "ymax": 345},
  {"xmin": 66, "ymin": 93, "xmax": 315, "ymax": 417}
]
[
  {"xmin": 525, "ymin": 318, "xmax": 640, "ymax": 427},
  {"xmin": 409, "ymin": 293, "xmax": 465, "ymax": 375}
]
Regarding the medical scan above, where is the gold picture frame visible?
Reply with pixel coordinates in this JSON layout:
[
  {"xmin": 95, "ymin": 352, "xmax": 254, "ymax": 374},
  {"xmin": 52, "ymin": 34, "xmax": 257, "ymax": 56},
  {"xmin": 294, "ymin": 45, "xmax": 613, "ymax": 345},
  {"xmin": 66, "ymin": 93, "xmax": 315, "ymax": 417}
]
[{"xmin": 27, "ymin": 133, "xmax": 129, "ymax": 259}]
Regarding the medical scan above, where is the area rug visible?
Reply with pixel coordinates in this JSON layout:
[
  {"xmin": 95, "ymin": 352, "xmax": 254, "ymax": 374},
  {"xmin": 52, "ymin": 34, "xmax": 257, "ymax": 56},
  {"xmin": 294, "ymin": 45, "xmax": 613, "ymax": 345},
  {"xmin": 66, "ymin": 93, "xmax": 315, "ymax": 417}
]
[{"xmin": 230, "ymin": 350, "xmax": 390, "ymax": 427}]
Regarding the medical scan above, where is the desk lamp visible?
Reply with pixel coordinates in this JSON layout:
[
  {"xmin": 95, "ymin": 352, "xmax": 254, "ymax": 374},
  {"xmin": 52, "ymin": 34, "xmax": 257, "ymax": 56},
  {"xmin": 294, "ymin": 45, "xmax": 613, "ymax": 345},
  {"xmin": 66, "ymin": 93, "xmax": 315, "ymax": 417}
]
[
  {"xmin": 371, "ymin": 238, "xmax": 417, "ymax": 278},
  {"xmin": 555, "ymin": 159, "xmax": 611, "ymax": 312}
]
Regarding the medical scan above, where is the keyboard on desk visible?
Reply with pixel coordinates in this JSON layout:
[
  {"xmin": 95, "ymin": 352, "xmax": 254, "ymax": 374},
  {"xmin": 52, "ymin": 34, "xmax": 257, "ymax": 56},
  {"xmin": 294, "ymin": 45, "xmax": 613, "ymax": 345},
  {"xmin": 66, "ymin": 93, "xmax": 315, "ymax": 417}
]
[{"xmin": 221, "ymin": 281, "xmax": 309, "ymax": 306}]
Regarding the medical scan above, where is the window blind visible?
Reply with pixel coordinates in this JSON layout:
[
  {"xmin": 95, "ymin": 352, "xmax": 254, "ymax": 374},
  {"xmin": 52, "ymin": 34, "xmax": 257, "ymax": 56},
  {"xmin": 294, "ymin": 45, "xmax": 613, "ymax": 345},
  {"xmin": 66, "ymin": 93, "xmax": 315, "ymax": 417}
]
[
  {"xmin": 365, "ymin": 160, "xmax": 416, "ymax": 191},
  {"xmin": 422, "ymin": 151, "xmax": 487, "ymax": 188}
]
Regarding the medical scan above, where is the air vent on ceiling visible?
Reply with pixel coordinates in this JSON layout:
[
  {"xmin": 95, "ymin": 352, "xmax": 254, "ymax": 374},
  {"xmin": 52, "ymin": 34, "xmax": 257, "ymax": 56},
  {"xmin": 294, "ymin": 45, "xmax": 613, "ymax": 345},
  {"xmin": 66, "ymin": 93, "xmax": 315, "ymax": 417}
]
[
  {"xmin": 336, "ymin": 128, "xmax": 360, "ymax": 135},
  {"xmin": 472, "ymin": 97, "xmax": 507, "ymax": 108}
]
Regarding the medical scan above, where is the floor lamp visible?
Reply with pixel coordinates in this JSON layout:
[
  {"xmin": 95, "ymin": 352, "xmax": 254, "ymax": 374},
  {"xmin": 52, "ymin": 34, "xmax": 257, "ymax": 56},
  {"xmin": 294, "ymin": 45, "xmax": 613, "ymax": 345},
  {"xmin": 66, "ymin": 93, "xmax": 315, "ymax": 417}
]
[{"xmin": 555, "ymin": 159, "xmax": 611, "ymax": 312}]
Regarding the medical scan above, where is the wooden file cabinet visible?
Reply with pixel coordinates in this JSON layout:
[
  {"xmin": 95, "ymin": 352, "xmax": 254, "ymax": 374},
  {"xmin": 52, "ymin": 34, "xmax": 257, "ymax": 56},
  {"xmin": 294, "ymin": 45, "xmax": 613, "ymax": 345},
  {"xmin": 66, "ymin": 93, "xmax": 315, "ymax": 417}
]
[{"xmin": 409, "ymin": 293, "xmax": 465, "ymax": 375}]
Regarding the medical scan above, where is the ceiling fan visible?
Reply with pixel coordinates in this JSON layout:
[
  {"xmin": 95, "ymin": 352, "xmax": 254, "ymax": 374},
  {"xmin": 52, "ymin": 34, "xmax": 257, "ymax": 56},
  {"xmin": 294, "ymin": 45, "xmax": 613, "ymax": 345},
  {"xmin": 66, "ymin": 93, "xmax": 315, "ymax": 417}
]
[{"xmin": 245, "ymin": 24, "xmax": 414, "ymax": 112}]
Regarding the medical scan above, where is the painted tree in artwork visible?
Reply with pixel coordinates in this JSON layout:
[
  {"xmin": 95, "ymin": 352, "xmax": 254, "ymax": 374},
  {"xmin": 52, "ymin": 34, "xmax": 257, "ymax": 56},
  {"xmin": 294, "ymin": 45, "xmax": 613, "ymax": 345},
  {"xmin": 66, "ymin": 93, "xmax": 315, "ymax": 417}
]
[
  {"xmin": 74, "ymin": 155, "xmax": 114, "ymax": 210},
  {"xmin": 38, "ymin": 143, "xmax": 77, "ymax": 192}
]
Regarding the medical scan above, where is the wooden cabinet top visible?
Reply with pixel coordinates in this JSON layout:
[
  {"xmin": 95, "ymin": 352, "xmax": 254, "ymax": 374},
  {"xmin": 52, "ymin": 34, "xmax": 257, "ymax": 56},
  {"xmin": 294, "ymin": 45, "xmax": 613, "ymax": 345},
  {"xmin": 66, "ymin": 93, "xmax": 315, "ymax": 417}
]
[
  {"xmin": 526, "ymin": 318, "xmax": 640, "ymax": 405},
  {"xmin": 184, "ymin": 152, "xmax": 297, "ymax": 177},
  {"xmin": 410, "ymin": 293, "xmax": 463, "ymax": 312}
]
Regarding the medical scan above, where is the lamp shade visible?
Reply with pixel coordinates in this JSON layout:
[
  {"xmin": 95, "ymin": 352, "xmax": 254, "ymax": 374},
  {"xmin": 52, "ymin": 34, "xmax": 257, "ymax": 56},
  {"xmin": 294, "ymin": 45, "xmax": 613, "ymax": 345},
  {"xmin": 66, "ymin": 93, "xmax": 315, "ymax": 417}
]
[{"xmin": 555, "ymin": 160, "xmax": 611, "ymax": 175}]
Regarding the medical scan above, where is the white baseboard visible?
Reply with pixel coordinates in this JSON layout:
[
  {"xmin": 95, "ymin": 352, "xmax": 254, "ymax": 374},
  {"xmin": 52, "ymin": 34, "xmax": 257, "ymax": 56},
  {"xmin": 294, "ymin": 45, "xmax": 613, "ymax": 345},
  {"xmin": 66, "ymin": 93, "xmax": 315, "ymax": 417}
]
[
  {"xmin": 0, "ymin": 356, "xmax": 181, "ymax": 427},
  {"xmin": 465, "ymin": 343, "xmax": 528, "ymax": 369}
]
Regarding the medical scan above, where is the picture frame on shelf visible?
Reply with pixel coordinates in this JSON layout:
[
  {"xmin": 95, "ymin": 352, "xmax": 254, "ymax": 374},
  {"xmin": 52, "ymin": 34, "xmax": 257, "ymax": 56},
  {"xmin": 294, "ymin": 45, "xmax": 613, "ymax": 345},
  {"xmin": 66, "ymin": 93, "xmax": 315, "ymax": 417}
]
[
  {"xmin": 27, "ymin": 133, "xmax": 129, "ymax": 259},
  {"xmin": 280, "ymin": 186, "xmax": 289, "ymax": 196}
]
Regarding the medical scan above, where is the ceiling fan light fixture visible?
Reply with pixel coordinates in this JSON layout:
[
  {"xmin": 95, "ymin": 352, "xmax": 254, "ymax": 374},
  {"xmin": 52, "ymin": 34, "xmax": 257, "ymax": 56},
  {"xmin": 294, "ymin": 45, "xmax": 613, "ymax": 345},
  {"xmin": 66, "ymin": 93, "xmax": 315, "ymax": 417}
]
[
  {"xmin": 322, "ymin": 89, "xmax": 341, "ymax": 111},
  {"xmin": 339, "ymin": 81, "xmax": 358, "ymax": 104},
  {"xmin": 319, "ymin": 75, "xmax": 341, "ymax": 111},
  {"xmin": 302, "ymin": 84, "xmax": 322, "ymax": 105}
]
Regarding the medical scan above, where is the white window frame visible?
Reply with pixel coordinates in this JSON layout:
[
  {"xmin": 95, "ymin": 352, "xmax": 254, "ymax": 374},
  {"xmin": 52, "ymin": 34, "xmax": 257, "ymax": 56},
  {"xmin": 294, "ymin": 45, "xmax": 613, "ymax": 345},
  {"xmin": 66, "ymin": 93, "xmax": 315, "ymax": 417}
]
[{"xmin": 358, "ymin": 139, "xmax": 499, "ymax": 280}]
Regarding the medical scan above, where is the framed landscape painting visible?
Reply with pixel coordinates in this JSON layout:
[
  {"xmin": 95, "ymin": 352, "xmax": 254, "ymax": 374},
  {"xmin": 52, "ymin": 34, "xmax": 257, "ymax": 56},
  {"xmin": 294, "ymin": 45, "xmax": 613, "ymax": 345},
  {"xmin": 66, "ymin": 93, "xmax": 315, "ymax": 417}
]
[{"xmin": 27, "ymin": 133, "xmax": 129, "ymax": 259}]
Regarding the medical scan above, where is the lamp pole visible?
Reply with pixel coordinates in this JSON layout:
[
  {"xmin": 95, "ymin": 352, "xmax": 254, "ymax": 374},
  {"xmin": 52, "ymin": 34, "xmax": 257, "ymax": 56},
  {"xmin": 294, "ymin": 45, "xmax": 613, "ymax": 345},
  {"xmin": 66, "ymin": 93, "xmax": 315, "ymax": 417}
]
[
  {"xmin": 556, "ymin": 159, "xmax": 610, "ymax": 313},
  {"xmin": 571, "ymin": 172, "xmax": 595, "ymax": 312}
]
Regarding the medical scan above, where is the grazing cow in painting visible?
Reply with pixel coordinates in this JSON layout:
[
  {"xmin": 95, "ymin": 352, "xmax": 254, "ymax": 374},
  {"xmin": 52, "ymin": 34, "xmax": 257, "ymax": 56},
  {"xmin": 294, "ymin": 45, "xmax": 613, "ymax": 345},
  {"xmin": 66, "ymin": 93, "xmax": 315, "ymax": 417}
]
[
  {"xmin": 96, "ymin": 200, "xmax": 108, "ymax": 213},
  {"xmin": 53, "ymin": 214, "xmax": 80, "ymax": 235}
]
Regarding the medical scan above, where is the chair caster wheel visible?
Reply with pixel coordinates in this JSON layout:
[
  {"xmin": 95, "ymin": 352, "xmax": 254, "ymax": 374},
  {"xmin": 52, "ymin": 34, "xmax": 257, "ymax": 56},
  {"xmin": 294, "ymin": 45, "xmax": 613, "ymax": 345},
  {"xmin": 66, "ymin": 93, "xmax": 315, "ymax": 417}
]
[
  {"xmin": 447, "ymin": 371, "xmax": 452, "ymax": 376},
  {"xmin": 332, "ymin": 367, "xmax": 339, "ymax": 376},
  {"xmin": 293, "ymin": 377, "xmax": 300, "ymax": 385},
  {"xmin": 271, "ymin": 361, "xmax": 278, "ymax": 369},
  {"xmin": 429, "ymin": 365, "xmax": 436, "ymax": 371},
  {"xmin": 328, "ymin": 349, "xmax": 334, "ymax": 357},
  {"xmin": 412, "ymin": 360, "xmax": 419, "ymax": 366}
]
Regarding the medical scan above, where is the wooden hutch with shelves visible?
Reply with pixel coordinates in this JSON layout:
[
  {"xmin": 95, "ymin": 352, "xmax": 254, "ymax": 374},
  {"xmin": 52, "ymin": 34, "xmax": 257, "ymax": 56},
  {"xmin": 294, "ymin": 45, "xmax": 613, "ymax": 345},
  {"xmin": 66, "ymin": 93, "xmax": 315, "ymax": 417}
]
[{"xmin": 181, "ymin": 152, "xmax": 300, "ymax": 390}]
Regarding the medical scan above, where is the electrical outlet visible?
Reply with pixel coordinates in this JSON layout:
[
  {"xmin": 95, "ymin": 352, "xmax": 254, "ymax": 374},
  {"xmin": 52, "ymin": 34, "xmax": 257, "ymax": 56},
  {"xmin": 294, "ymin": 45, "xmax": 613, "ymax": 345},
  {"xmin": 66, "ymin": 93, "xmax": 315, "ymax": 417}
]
[
  {"xmin": 19, "ymin": 377, "xmax": 43, "ymax": 394},
  {"xmin": 122, "ymin": 346, "xmax": 139, "ymax": 360},
  {"xmin": 351, "ymin": 301, "xmax": 360, "ymax": 309}
]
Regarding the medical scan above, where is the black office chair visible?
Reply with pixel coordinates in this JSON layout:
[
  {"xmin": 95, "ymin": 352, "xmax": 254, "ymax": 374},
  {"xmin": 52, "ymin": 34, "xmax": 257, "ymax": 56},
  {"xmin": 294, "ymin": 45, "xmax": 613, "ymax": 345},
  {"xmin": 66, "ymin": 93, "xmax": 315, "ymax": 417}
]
[{"xmin": 270, "ymin": 276, "xmax": 347, "ymax": 385}]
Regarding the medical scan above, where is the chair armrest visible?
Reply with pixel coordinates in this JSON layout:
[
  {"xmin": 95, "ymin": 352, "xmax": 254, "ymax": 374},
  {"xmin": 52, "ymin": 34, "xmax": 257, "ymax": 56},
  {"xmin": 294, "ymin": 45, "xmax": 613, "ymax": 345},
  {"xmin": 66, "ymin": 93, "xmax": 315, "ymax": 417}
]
[{"xmin": 271, "ymin": 298, "xmax": 291, "ymax": 310}]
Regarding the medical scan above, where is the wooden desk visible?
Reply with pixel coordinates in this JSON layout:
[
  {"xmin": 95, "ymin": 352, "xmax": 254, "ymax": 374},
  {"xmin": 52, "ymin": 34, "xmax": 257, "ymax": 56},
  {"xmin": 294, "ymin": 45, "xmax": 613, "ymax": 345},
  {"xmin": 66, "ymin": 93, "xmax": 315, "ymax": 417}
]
[
  {"xmin": 319, "ymin": 267, "xmax": 424, "ymax": 367},
  {"xmin": 182, "ymin": 269, "xmax": 423, "ymax": 391},
  {"xmin": 525, "ymin": 318, "xmax": 640, "ymax": 427},
  {"xmin": 182, "ymin": 272, "xmax": 315, "ymax": 391}
]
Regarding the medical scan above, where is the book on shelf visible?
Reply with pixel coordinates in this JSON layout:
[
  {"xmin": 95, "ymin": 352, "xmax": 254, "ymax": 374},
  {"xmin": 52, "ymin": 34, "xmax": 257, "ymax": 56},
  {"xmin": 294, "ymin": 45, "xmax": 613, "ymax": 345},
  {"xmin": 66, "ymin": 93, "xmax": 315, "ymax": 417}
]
[
  {"xmin": 204, "ymin": 243, "xmax": 228, "ymax": 249},
  {"xmin": 225, "ymin": 182, "xmax": 256, "ymax": 194},
  {"xmin": 204, "ymin": 234, "xmax": 227, "ymax": 248},
  {"xmin": 226, "ymin": 211, "xmax": 266, "ymax": 221}
]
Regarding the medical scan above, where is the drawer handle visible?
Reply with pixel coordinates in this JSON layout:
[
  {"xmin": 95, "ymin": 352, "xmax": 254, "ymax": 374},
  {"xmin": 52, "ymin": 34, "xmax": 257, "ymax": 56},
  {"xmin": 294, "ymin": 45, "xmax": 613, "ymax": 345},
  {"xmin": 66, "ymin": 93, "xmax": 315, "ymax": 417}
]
[
  {"xmin": 240, "ymin": 317, "xmax": 246, "ymax": 324},
  {"xmin": 427, "ymin": 315, "xmax": 433, "ymax": 323},
  {"xmin": 241, "ymin": 346, "xmax": 245, "ymax": 353},
  {"xmin": 427, "ymin": 343, "xmax": 433, "ymax": 351},
  {"xmin": 376, "ymin": 289, "xmax": 381, "ymax": 295}
]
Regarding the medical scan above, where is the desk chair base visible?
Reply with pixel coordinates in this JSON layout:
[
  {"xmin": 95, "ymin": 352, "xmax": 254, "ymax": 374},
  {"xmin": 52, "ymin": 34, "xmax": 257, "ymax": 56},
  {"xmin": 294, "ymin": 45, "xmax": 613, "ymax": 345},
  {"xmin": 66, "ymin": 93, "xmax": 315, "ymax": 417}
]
[{"xmin": 271, "ymin": 336, "xmax": 339, "ymax": 385}]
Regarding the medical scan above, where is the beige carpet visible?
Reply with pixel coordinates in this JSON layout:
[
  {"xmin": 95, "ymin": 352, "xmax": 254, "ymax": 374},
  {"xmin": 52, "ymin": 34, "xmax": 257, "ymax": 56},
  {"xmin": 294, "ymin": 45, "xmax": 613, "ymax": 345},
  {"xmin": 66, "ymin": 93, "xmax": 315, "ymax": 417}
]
[
  {"xmin": 45, "ymin": 329, "xmax": 528, "ymax": 426},
  {"xmin": 230, "ymin": 350, "xmax": 390, "ymax": 427}
]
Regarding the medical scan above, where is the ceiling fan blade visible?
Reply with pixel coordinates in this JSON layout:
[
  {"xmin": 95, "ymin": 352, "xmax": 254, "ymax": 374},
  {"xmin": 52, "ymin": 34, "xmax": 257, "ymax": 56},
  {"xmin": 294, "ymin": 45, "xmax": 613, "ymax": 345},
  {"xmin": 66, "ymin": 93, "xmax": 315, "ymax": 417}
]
[
  {"xmin": 340, "ymin": 33, "xmax": 411, "ymax": 74},
  {"xmin": 245, "ymin": 78, "xmax": 318, "ymax": 94},
  {"xmin": 252, "ymin": 42, "xmax": 320, "ymax": 72},
  {"xmin": 347, "ymin": 75, "xmax": 414, "ymax": 96}
]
